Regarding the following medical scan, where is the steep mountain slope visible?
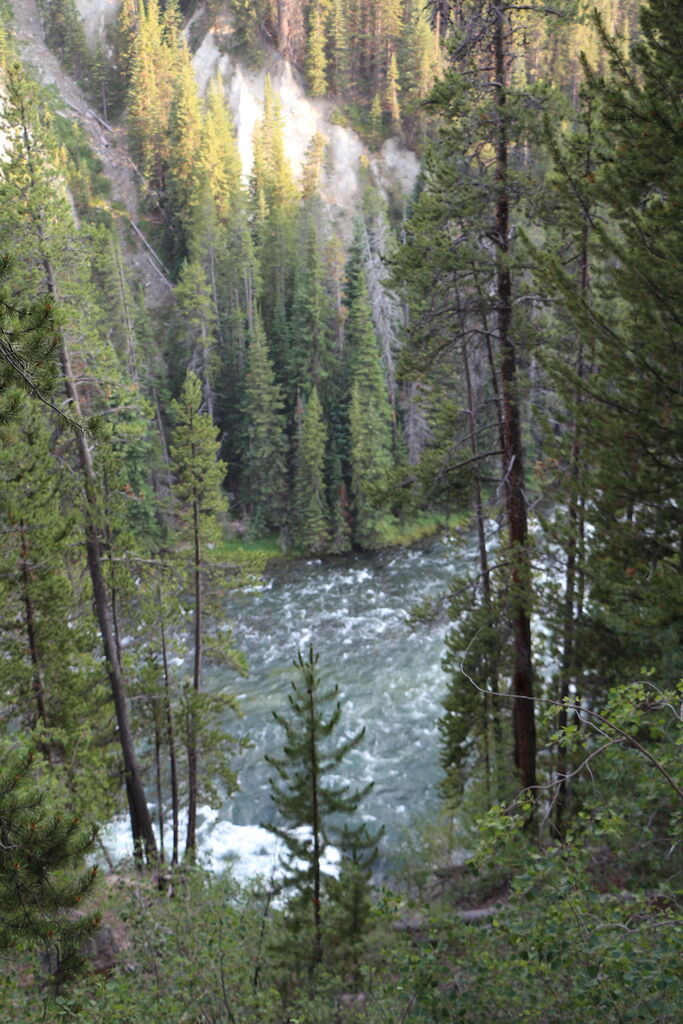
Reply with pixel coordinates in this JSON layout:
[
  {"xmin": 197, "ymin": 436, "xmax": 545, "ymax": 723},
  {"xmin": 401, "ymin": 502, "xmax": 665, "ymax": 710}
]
[
  {"xmin": 187, "ymin": 6, "xmax": 419, "ymax": 233},
  {"xmin": 8, "ymin": 0, "xmax": 173, "ymax": 306}
]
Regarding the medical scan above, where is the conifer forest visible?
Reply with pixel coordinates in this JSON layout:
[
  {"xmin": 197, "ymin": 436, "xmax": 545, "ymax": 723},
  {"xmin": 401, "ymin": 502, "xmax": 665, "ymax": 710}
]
[{"xmin": 0, "ymin": 0, "xmax": 681, "ymax": 1019}]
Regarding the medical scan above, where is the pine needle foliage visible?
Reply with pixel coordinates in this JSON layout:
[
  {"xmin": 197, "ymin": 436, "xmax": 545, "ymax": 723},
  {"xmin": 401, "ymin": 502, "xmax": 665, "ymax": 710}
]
[
  {"xmin": 291, "ymin": 386, "xmax": 330, "ymax": 553},
  {"xmin": 265, "ymin": 647, "xmax": 375, "ymax": 968},
  {"xmin": 0, "ymin": 256, "xmax": 60, "ymax": 424},
  {"xmin": 0, "ymin": 747, "xmax": 98, "ymax": 980}
]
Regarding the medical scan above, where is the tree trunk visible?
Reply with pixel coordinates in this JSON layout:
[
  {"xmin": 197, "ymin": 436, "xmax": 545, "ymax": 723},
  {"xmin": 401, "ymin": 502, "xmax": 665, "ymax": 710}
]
[
  {"xmin": 185, "ymin": 494, "xmax": 203, "ymax": 860},
  {"xmin": 160, "ymin": 609, "xmax": 180, "ymax": 866},
  {"xmin": 19, "ymin": 524, "xmax": 49, "ymax": 738},
  {"xmin": 54, "ymin": 287, "xmax": 158, "ymax": 863},
  {"xmin": 154, "ymin": 716, "xmax": 165, "ymax": 863},
  {"xmin": 555, "ymin": 102, "xmax": 593, "ymax": 833},
  {"xmin": 461, "ymin": 339, "xmax": 496, "ymax": 802},
  {"xmin": 306, "ymin": 680, "xmax": 323, "ymax": 967},
  {"xmin": 493, "ymin": 1, "xmax": 536, "ymax": 793}
]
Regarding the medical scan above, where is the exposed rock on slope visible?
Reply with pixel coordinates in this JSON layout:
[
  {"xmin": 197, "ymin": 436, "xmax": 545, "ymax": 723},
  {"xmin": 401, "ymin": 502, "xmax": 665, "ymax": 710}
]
[
  {"xmin": 76, "ymin": 0, "xmax": 420, "ymax": 234},
  {"xmin": 190, "ymin": 9, "xmax": 420, "ymax": 234},
  {"xmin": 7, "ymin": 0, "xmax": 419, "ymax": 289}
]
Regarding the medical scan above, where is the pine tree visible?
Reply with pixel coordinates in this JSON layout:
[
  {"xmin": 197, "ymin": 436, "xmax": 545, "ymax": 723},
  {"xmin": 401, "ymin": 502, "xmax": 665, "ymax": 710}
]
[
  {"xmin": 249, "ymin": 77, "xmax": 298, "ymax": 384},
  {"xmin": 265, "ymin": 647, "xmax": 376, "ymax": 969},
  {"xmin": 0, "ymin": 255, "xmax": 59, "ymax": 424},
  {"xmin": 173, "ymin": 259, "xmax": 218, "ymax": 419},
  {"xmin": 202, "ymin": 75, "xmax": 242, "ymax": 223},
  {"xmin": 166, "ymin": 41, "xmax": 205, "ymax": 270},
  {"xmin": 399, "ymin": 0, "xmax": 439, "ymax": 143},
  {"xmin": 127, "ymin": 0, "xmax": 173, "ymax": 195},
  {"xmin": 306, "ymin": 2, "xmax": 328, "ymax": 96},
  {"xmin": 0, "ymin": 412, "xmax": 117, "ymax": 817},
  {"xmin": 0, "ymin": 746, "xmax": 99, "ymax": 980},
  {"xmin": 329, "ymin": 0, "xmax": 350, "ymax": 94},
  {"xmin": 240, "ymin": 320, "xmax": 288, "ymax": 536},
  {"xmin": 287, "ymin": 205, "xmax": 332, "ymax": 406},
  {"xmin": 346, "ymin": 269, "xmax": 393, "ymax": 548},
  {"xmin": 535, "ymin": 0, "xmax": 683, "ymax": 697},
  {"xmin": 169, "ymin": 371, "xmax": 246, "ymax": 860},
  {"xmin": 368, "ymin": 91, "xmax": 383, "ymax": 148},
  {"xmin": 291, "ymin": 386, "xmax": 329, "ymax": 553},
  {"xmin": 391, "ymin": 0, "xmax": 557, "ymax": 794},
  {"xmin": 200, "ymin": 75, "xmax": 258, "ymax": 473},
  {"xmin": 385, "ymin": 50, "xmax": 401, "ymax": 130},
  {"xmin": 0, "ymin": 59, "xmax": 158, "ymax": 860}
]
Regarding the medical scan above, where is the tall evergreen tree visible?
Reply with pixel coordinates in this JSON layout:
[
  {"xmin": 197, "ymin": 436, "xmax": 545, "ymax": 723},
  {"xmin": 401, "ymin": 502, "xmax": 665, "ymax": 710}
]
[
  {"xmin": 391, "ymin": 0, "xmax": 565, "ymax": 793},
  {"xmin": 0, "ymin": 412, "xmax": 116, "ymax": 817},
  {"xmin": 291, "ymin": 386, "xmax": 329, "ymax": 553},
  {"xmin": 249, "ymin": 77, "xmax": 297, "ymax": 380},
  {"xmin": 306, "ymin": 2, "xmax": 328, "ymax": 96},
  {"xmin": 127, "ymin": 0, "xmax": 174, "ymax": 195},
  {"xmin": 287, "ymin": 205, "xmax": 332, "ymax": 407},
  {"xmin": 535, "ymin": 0, "xmax": 683, "ymax": 697},
  {"xmin": 173, "ymin": 259, "xmax": 218, "ymax": 419},
  {"xmin": 165, "ymin": 41, "xmax": 205, "ymax": 270},
  {"xmin": 0, "ymin": 59, "xmax": 158, "ymax": 860},
  {"xmin": 169, "ymin": 371, "xmax": 245, "ymax": 860},
  {"xmin": 240, "ymin": 321, "xmax": 288, "ymax": 536},
  {"xmin": 346, "ymin": 268, "xmax": 393, "ymax": 547}
]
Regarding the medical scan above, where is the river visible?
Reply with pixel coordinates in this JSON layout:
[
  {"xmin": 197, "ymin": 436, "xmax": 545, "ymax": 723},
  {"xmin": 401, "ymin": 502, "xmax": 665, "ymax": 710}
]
[{"xmin": 106, "ymin": 537, "xmax": 458, "ymax": 876}]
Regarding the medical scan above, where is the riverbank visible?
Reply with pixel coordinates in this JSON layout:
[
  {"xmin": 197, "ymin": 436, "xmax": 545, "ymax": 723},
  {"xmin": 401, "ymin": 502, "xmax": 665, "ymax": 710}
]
[{"xmin": 216, "ymin": 510, "xmax": 462, "ymax": 570}]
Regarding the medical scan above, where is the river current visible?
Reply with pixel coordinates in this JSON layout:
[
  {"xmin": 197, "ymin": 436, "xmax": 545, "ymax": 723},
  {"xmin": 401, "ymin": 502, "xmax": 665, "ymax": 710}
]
[
  {"xmin": 219, "ymin": 539, "xmax": 455, "ymax": 856},
  {"xmin": 107, "ymin": 538, "xmax": 457, "ymax": 875}
]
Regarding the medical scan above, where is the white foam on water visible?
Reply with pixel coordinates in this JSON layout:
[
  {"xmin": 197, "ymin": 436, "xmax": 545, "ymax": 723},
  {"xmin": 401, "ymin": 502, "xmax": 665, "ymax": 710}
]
[{"xmin": 102, "ymin": 808, "xmax": 341, "ymax": 884}]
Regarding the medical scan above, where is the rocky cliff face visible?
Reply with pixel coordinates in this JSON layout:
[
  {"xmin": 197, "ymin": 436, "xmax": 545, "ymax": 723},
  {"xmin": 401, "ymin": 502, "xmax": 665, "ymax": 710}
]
[{"xmin": 75, "ymin": 0, "xmax": 420, "ymax": 233}]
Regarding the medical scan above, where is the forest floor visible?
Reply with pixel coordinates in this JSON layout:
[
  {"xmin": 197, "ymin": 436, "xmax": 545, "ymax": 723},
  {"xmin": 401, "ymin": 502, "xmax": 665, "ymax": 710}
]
[{"xmin": 7, "ymin": 0, "xmax": 173, "ymax": 308}]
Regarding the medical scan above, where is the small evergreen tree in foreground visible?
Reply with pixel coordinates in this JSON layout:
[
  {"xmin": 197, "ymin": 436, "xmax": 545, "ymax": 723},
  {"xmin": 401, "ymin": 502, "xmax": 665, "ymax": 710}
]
[
  {"xmin": 0, "ymin": 747, "xmax": 98, "ymax": 980},
  {"xmin": 265, "ymin": 648, "xmax": 380, "ymax": 970}
]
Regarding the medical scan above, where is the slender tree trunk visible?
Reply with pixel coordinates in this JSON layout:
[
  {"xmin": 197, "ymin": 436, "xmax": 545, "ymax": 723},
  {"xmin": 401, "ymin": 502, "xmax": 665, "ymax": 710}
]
[
  {"xmin": 493, "ymin": 2, "xmax": 536, "ymax": 792},
  {"xmin": 19, "ymin": 524, "xmax": 48, "ymax": 736},
  {"xmin": 55, "ymin": 285, "xmax": 158, "ymax": 863},
  {"xmin": 199, "ymin": 318, "xmax": 215, "ymax": 421},
  {"xmin": 185, "ymin": 494, "xmax": 202, "ymax": 859},
  {"xmin": 555, "ymin": 103, "xmax": 593, "ymax": 832},
  {"xmin": 103, "ymin": 499, "xmax": 123, "ymax": 669},
  {"xmin": 154, "ymin": 716, "xmax": 165, "ymax": 863},
  {"xmin": 471, "ymin": 263, "xmax": 504, "ymax": 456},
  {"xmin": 160, "ymin": 609, "xmax": 180, "ymax": 866},
  {"xmin": 306, "ymin": 680, "xmax": 322, "ymax": 967},
  {"xmin": 461, "ymin": 339, "xmax": 495, "ymax": 801}
]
